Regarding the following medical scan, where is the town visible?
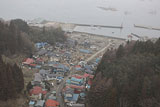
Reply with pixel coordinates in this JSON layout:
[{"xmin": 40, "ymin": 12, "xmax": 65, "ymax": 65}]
[{"xmin": 22, "ymin": 32, "xmax": 125, "ymax": 107}]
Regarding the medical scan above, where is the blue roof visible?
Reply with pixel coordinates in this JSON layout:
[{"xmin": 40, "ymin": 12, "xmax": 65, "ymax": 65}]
[
  {"xmin": 35, "ymin": 42, "xmax": 48, "ymax": 48},
  {"xmin": 75, "ymin": 67, "xmax": 82, "ymax": 71},
  {"xmin": 57, "ymin": 76, "xmax": 64, "ymax": 80},
  {"xmin": 80, "ymin": 93, "xmax": 86, "ymax": 97},
  {"xmin": 85, "ymin": 69, "xmax": 94, "ymax": 74},
  {"xmin": 84, "ymin": 65, "xmax": 92, "ymax": 70},
  {"xmin": 96, "ymin": 58, "xmax": 101, "ymax": 63},
  {"xmin": 79, "ymin": 49, "xmax": 92, "ymax": 54},
  {"xmin": 48, "ymin": 62, "xmax": 69, "ymax": 71},
  {"xmin": 29, "ymin": 101, "xmax": 35, "ymax": 105},
  {"xmin": 71, "ymin": 77, "xmax": 83, "ymax": 83},
  {"xmin": 36, "ymin": 65, "xmax": 41, "ymax": 69},
  {"xmin": 66, "ymin": 79, "xmax": 71, "ymax": 84},
  {"xmin": 72, "ymin": 94, "xmax": 79, "ymax": 101}
]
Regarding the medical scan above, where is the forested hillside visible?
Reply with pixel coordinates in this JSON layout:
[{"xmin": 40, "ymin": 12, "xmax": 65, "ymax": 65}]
[
  {"xmin": 0, "ymin": 55, "xmax": 24, "ymax": 101},
  {"xmin": 11, "ymin": 19, "xmax": 67, "ymax": 45},
  {"xmin": 0, "ymin": 20, "xmax": 34, "ymax": 55},
  {"xmin": 87, "ymin": 39, "xmax": 160, "ymax": 107},
  {"xmin": 0, "ymin": 19, "xmax": 66, "ymax": 56}
]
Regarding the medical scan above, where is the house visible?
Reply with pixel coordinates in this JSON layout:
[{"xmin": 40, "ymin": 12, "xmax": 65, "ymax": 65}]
[
  {"xmin": 64, "ymin": 87, "xmax": 80, "ymax": 103},
  {"xmin": 71, "ymin": 94, "xmax": 79, "ymax": 103},
  {"xmin": 35, "ymin": 65, "xmax": 42, "ymax": 69},
  {"xmin": 48, "ymin": 91, "xmax": 57, "ymax": 100},
  {"xmin": 66, "ymin": 38, "xmax": 76, "ymax": 47},
  {"xmin": 29, "ymin": 100, "xmax": 35, "ymax": 107},
  {"xmin": 34, "ymin": 100, "xmax": 45, "ymax": 107},
  {"xmin": 64, "ymin": 88, "xmax": 74, "ymax": 99},
  {"xmin": 29, "ymin": 64, "xmax": 37, "ymax": 68},
  {"xmin": 83, "ymin": 73, "xmax": 94, "ymax": 79},
  {"xmin": 79, "ymin": 49, "xmax": 92, "ymax": 54},
  {"xmin": 34, "ymin": 73, "xmax": 43, "ymax": 82},
  {"xmin": 75, "ymin": 65, "xmax": 82, "ymax": 71},
  {"xmin": 52, "ymin": 63, "xmax": 69, "ymax": 75},
  {"xmin": 69, "ymin": 85, "xmax": 85, "ymax": 90},
  {"xmin": 39, "ymin": 69, "xmax": 49, "ymax": 77},
  {"xmin": 95, "ymin": 58, "xmax": 101, "ymax": 64},
  {"xmin": 63, "ymin": 51, "xmax": 71, "ymax": 59},
  {"xmin": 22, "ymin": 58, "xmax": 34, "ymax": 65},
  {"xmin": 70, "ymin": 77, "xmax": 84, "ymax": 86},
  {"xmin": 84, "ymin": 69, "xmax": 93, "ymax": 74},
  {"xmin": 45, "ymin": 99, "xmax": 60, "ymax": 107},
  {"xmin": 90, "ymin": 45, "xmax": 97, "ymax": 50},
  {"xmin": 35, "ymin": 42, "xmax": 48, "ymax": 49},
  {"xmin": 80, "ymin": 92, "xmax": 86, "ymax": 100},
  {"xmin": 72, "ymin": 75, "xmax": 86, "ymax": 82},
  {"xmin": 37, "ymin": 49, "xmax": 48, "ymax": 56},
  {"xmin": 66, "ymin": 103, "xmax": 85, "ymax": 107},
  {"xmin": 78, "ymin": 61, "xmax": 87, "ymax": 67},
  {"xmin": 36, "ymin": 58, "xmax": 44, "ymax": 65},
  {"xmin": 64, "ymin": 93, "xmax": 79, "ymax": 103},
  {"xmin": 84, "ymin": 65, "xmax": 92, "ymax": 70},
  {"xmin": 30, "ymin": 86, "xmax": 47, "ymax": 100},
  {"xmin": 46, "ymin": 73, "xmax": 57, "ymax": 81}
]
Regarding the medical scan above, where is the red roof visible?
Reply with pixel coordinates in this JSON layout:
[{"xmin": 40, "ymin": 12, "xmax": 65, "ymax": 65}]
[
  {"xmin": 23, "ymin": 58, "xmax": 34, "ymax": 65},
  {"xmin": 89, "ymin": 75, "xmax": 94, "ymax": 79},
  {"xmin": 42, "ymin": 90, "xmax": 47, "ymax": 94},
  {"xmin": 75, "ymin": 65, "xmax": 81, "ymax": 68},
  {"xmin": 69, "ymin": 85, "xmax": 85, "ymax": 90},
  {"xmin": 88, "ymin": 80, "xmax": 92, "ymax": 85},
  {"xmin": 30, "ymin": 86, "xmax": 47, "ymax": 95},
  {"xmin": 83, "ymin": 73, "xmax": 94, "ymax": 79},
  {"xmin": 45, "ymin": 99, "xmax": 59, "ymax": 107},
  {"xmin": 29, "ymin": 64, "xmax": 37, "ymax": 67},
  {"xmin": 36, "ymin": 58, "xmax": 43, "ymax": 62},
  {"xmin": 72, "ymin": 74, "xmax": 84, "ymax": 79},
  {"xmin": 83, "ymin": 73, "xmax": 89, "ymax": 78}
]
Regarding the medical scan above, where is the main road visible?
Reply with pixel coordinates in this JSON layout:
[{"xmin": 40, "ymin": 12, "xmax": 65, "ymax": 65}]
[{"xmin": 85, "ymin": 43, "xmax": 111, "ymax": 62}]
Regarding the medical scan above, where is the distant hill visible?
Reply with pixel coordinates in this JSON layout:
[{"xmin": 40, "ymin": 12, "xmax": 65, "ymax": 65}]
[{"xmin": 87, "ymin": 39, "xmax": 160, "ymax": 107}]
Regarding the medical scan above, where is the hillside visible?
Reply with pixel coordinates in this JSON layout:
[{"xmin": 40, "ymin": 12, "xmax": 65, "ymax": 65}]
[
  {"xmin": 0, "ymin": 20, "xmax": 34, "ymax": 56},
  {"xmin": 87, "ymin": 39, "xmax": 160, "ymax": 107},
  {"xmin": 0, "ymin": 55, "xmax": 24, "ymax": 101},
  {"xmin": 11, "ymin": 19, "xmax": 67, "ymax": 45},
  {"xmin": 0, "ymin": 19, "xmax": 67, "ymax": 56}
]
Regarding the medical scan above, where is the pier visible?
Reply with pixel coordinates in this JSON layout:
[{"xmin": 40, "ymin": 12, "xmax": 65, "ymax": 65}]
[
  {"xmin": 134, "ymin": 24, "xmax": 160, "ymax": 31},
  {"xmin": 74, "ymin": 23, "xmax": 123, "ymax": 29}
]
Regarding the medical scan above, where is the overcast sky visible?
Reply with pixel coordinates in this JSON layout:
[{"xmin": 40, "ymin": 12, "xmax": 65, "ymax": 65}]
[{"xmin": 0, "ymin": 0, "xmax": 159, "ymax": 26}]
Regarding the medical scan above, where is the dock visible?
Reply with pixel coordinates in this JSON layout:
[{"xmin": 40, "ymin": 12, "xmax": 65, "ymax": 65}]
[
  {"xmin": 131, "ymin": 33, "xmax": 140, "ymax": 38},
  {"xmin": 74, "ymin": 23, "xmax": 123, "ymax": 29},
  {"xmin": 134, "ymin": 24, "xmax": 160, "ymax": 31}
]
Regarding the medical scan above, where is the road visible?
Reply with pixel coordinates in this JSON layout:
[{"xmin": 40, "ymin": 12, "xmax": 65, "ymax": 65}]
[
  {"xmin": 56, "ymin": 79, "xmax": 66, "ymax": 107},
  {"xmin": 85, "ymin": 43, "xmax": 111, "ymax": 62},
  {"xmin": 56, "ymin": 67, "xmax": 74, "ymax": 107}
]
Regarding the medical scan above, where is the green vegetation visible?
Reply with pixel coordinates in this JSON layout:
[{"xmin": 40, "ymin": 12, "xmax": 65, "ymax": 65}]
[
  {"xmin": 0, "ymin": 20, "xmax": 34, "ymax": 55},
  {"xmin": 0, "ymin": 55, "xmax": 24, "ymax": 101},
  {"xmin": 11, "ymin": 19, "xmax": 67, "ymax": 45},
  {"xmin": 88, "ymin": 39, "xmax": 160, "ymax": 107},
  {"xmin": 0, "ymin": 19, "xmax": 66, "ymax": 56},
  {"xmin": 29, "ymin": 26, "xmax": 66, "ymax": 45}
]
